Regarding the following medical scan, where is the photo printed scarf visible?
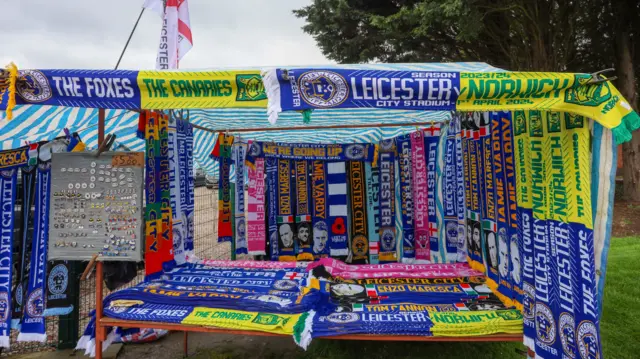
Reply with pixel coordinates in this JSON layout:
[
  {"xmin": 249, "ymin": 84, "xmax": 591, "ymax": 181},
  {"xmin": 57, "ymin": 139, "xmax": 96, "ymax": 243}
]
[
  {"xmin": 158, "ymin": 113, "xmax": 175, "ymax": 271},
  {"xmin": 378, "ymin": 139, "xmax": 397, "ymax": 263},
  {"xmin": 277, "ymin": 159, "xmax": 296, "ymax": 261},
  {"xmin": 327, "ymin": 162, "xmax": 349, "ymax": 258},
  {"xmin": 233, "ymin": 139, "xmax": 248, "ymax": 254},
  {"xmin": 311, "ymin": 161, "xmax": 330, "ymax": 259},
  {"xmin": 513, "ymin": 110, "xmax": 535, "ymax": 349},
  {"xmin": 365, "ymin": 162, "xmax": 380, "ymax": 264},
  {"xmin": 0, "ymin": 168, "xmax": 17, "ymax": 347},
  {"xmin": 411, "ymin": 130, "xmax": 429, "ymax": 263},
  {"xmin": 247, "ymin": 158, "xmax": 266, "ymax": 255},
  {"xmin": 465, "ymin": 113, "xmax": 485, "ymax": 272},
  {"xmin": 168, "ymin": 116, "xmax": 185, "ymax": 266},
  {"xmin": 347, "ymin": 161, "xmax": 368, "ymax": 264},
  {"xmin": 295, "ymin": 160, "xmax": 313, "ymax": 261},
  {"xmin": 424, "ymin": 125, "xmax": 441, "ymax": 261},
  {"xmin": 18, "ymin": 156, "xmax": 51, "ymax": 342},
  {"xmin": 396, "ymin": 135, "xmax": 415, "ymax": 262},
  {"xmin": 266, "ymin": 158, "xmax": 279, "ymax": 260}
]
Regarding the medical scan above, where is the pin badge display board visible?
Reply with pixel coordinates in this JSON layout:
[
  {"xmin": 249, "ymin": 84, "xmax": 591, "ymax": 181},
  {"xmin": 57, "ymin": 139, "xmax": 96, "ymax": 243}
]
[{"xmin": 48, "ymin": 152, "xmax": 144, "ymax": 261}]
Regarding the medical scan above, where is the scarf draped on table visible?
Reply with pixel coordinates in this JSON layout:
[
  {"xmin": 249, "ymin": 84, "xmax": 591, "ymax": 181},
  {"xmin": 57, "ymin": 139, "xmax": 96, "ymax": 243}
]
[
  {"xmin": 232, "ymin": 139, "xmax": 248, "ymax": 254},
  {"xmin": 346, "ymin": 161, "xmax": 368, "ymax": 264},
  {"xmin": 327, "ymin": 162, "xmax": 349, "ymax": 259},
  {"xmin": 378, "ymin": 139, "xmax": 397, "ymax": 263},
  {"xmin": 295, "ymin": 161, "xmax": 313, "ymax": 261},
  {"xmin": 189, "ymin": 259, "xmax": 307, "ymax": 270},
  {"xmin": 247, "ymin": 158, "xmax": 266, "ymax": 255},
  {"xmin": 266, "ymin": 159, "xmax": 279, "ymax": 260},
  {"xmin": 212, "ymin": 133, "xmax": 234, "ymax": 243},
  {"xmin": 411, "ymin": 131, "xmax": 429, "ymax": 263},
  {"xmin": 277, "ymin": 160, "xmax": 296, "ymax": 261},
  {"xmin": 396, "ymin": 135, "xmax": 415, "ymax": 263},
  {"xmin": 424, "ymin": 125, "xmax": 441, "ymax": 262},
  {"xmin": 365, "ymin": 163, "xmax": 380, "ymax": 264},
  {"xmin": 311, "ymin": 161, "xmax": 330, "ymax": 259},
  {"xmin": 158, "ymin": 114, "xmax": 175, "ymax": 272}
]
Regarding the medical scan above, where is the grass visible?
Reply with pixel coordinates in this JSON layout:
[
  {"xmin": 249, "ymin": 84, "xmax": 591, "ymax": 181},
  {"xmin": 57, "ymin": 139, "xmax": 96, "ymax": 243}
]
[{"xmin": 194, "ymin": 237, "xmax": 640, "ymax": 359}]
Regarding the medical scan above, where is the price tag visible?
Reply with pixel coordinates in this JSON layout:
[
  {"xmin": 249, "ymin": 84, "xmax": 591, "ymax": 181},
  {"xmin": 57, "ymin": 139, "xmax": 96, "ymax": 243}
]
[{"xmin": 112, "ymin": 152, "xmax": 144, "ymax": 167}]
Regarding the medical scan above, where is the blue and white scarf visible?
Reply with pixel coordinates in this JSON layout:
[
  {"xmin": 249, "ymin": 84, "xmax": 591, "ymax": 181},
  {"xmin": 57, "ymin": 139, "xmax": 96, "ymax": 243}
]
[
  {"xmin": 17, "ymin": 158, "xmax": 51, "ymax": 342},
  {"xmin": 452, "ymin": 116, "xmax": 467, "ymax": 263},
  {"xmin": 169, "ymin": 117, "xmax": 185, "ymax": 266},
  {"xmin": 365, "ymin": 163, "xmax": 380, "ymax": 264},
  {"xmin": 424, "ymin": 126, "xmax": 441, "ymax": 261},
  {"xmin": 396, "ymin": 135, "xmax": 415, "ymax": 262},
  {"xmin": 327, "ymin": 162, "xmax": 349, "ymax": 258},
  {"xmin": 266, "ymin": 158, "xmax": 279, "ymax": 260},
  {"xmin": 184, "ymin": 121, "xmax": 195, "ymax": 253},
  {"xmin": 233, "ymin": 139, "xmax": 248, "ymax": 255},
  {"xmin": 0, "ymin": 168, "xmax": 17, "ymax": 348},
  {"xmin": 378, "ymin": 139, "xmax": 397, "ymax": 263}
]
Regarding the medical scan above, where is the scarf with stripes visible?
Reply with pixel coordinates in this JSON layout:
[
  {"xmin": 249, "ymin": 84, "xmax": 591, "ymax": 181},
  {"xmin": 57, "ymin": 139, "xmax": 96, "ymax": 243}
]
[
  {"xmin": 311, "ymin": 161, "xmax": 330, "ymax": 259},
  {"xmin": 327, "ymin": 162, "xmax": 349, "ymax": 258},
  {"xmin": 396, "ymin": 135, "xmax": 415, "ymax": 262},
  {"xmin": 232, "ymin": 139, "xmax": 248, "ymax": 254},
  {"xmin": 434, "ymin": 123, "xmax": 448, "ymax": 263},
  {"xmin": 144, "ymin": 112, "xmax": 163, "ymax": 280},
  {"xmin": 365, "ymin": 163, "xmax": 380, "ymax": 264},
  {"xmin": 247, "ymin": 158, "xmax": 266, "ymax": 255},
  {"xmin": 347, "ymin": 161, "xmax": 368, "ymax": 264},
  {"xmin": 158, "ymin": 113, "xmax": 174, "ymax": 271},
  {"xmin": 453, "ymin": 116, "xmax": 467, "ymax": 263},
  {"xmin": 378, "ymin": 139, "xmax": 397, "ymax": 263},
  {"xmin": 213, "ymin": 133, "xmax": 234, "ymax": 243},
  {"xmin": 295, "ymin": 161, "xmax": 313, "ymax": 261},
  {"xmin": 168, "ymin": 116, "xmax": 185, "ymax": 266}
]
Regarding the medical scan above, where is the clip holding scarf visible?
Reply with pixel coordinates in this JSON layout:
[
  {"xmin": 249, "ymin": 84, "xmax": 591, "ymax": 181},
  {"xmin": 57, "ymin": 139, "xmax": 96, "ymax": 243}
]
[{"xmin": 586, "ymin": 68, "xmax": 617, "ymax": 84}]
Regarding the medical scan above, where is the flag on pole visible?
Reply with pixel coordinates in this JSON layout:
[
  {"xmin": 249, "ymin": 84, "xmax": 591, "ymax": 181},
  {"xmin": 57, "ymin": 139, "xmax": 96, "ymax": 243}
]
[{"xmin": 144, "ymin": 0, "xmax": 193, "ymax": 69}]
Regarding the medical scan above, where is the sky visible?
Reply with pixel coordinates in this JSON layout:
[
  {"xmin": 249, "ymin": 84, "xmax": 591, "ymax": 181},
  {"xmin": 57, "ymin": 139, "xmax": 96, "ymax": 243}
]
[{"xmin": 1, "ymin": 0, "xmax": 330, "ymax": 70}]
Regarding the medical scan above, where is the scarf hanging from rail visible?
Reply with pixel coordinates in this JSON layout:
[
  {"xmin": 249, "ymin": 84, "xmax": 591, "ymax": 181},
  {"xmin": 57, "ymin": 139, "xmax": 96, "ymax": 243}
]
[
  {"xmin": 212, "ymin": 133, "xmax": 234, "ymax": 243},
  {"xmin": 377, "ymin": 139, "xmax": 397, "ymax": 263},
  {"xmin": 277, "ymin": 159, "xmax": 296, "ymax": 261},
  {"xmin": 424, "ymin": 124, "xmax": 441, "ymax": 263},
  {"xmin": 364, "ymin": 162, "xmax": 380, "ymax": 264},
  {"xmin": 233, "ymin": 138, "xmax": 248, "ymax": 254},
  {"xmin": 394, "ymin": 156, "xmax": 403, "ymax": 263},
  {"xmin": 442, "ymin": 122, "xmax": 459, "ymax": 262},
  {"xmin": 311, "ymin": 161, "xmax": 329, "ymax": 259},
  {"xmin": 452, "ymin": 116, "xmax": 467, "ymax": 263},
  {"xmin": 0, "ymin": 166, "xmax": 18, "ymax": 347},
  {"xmin": 158, "ymin": 113, "xmax": 175, "ymax": 271},
  {"xmin": 464, "ymin": 113, "xmax": 485, "ymax": 272},
  {"xmin": 266, "ymin": 158, "xmax": 279, "ymax": 260},
  {"xmin": 433, "ymin": 122, "xmax": 449, "ymax": 263},
  {"xmin": 395, "ymin": 135, "xmax": 414, "ymax": 263},
  {"xmin": 176, "ymin": 119, "xmax": 195, "ymax": 255},
  {"xmin": 246, "ymin": 141, "xmax": 378, "ymax": 164},
  {"xmin": 410, "ymin": 130, "xmax": 429, "ymax": 263},
  {"xmin": 168, "ymin": 116, "xmax": 184, "ymax": 266},
  {"xmin": 327, "ymin": 162, "xmax": 349, "ymax": 259},
  {"xmin": 43, "ymin": 261, "xmax": 73, "ymax": 317},
  {"xmin": 346, "ymin": 161, "xmax": 368, "ymax": 264},
  {"xmin": 295, "ymin": 161, "xmax": 313, "ymax": 261},
  {"xmin": 144, "ymin": 112, "xmax": 163, "ymax": 280},
  {"xmin": 247, "ymin": 158, "xmax": 266, "ymax": 256}
]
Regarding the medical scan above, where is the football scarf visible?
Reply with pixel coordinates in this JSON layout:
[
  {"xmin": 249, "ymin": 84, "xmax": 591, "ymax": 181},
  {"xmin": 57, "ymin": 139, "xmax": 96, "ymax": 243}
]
[
  {"xmin": 43, "ymin": 261, "xmax": 73, "ymax": 317},
  {"xmin": 453, "ymin": 115, "xmax": 467, "ymax": 263},
  {"xmin": 394, "ymin": 159, "xmax": 403, "ymax": 262},
  {"xmin": 0, "ymin": 168, "xmax": 17, "ymax": 348},
  {"xmin": 562, "ymin": 113, "xmax": 602, "ymax": 359},
  {"xmin": 182, "ymin": 120, "xmax": 195, "ymax": 254},
  {"xmin": 465, "ymin": 113, "xmax": 485, "ymax": 272},
  {"xmin": 443, "ymin": 123, "xmax": 459, "ymax": 262},
  {"xmin": 18, "ymin": 158, "xmax": 51, "ymax": 342},
  {"xmin": 347, "ymin": 161, "xmax": 369, "ymax": 264},
  {"xmin": 378, "ymin": 139, "xmax": 397, "ymax": 263},
  {"xmin": 295, "ymin": 160, "xmax": 313, "ymax": 261},
  {"xmin": 410, "ymin": 130, "xmax": 429, "ymax": 263},
  {"xmin": 168, "ymin": 116, "xmax": 185, "ymax": 266},
  {"xmin": 191, "ymin": 259, "xmax": 305, "ymax": 270},
  {"xmin": 265, "ymin": 158, "xmax": 279, "ymax": 260},
  {"xmin": 490, "ymin": 112, "xmax": 514, "ymax": 307},
  {"xmin": 499, "ymin": 112, "xmax": 521, "ymax": 308},
  {"xmin": 513, "ymin": 110, "xmax": 535, "ymax": 349},
  {"xmin": 144, "ymin": 112, "xmax": 163, "ymax": 280},
  {"xmin": 247, "ymin": 158, "xmax": 266, "ymax": 255},
  {"xmin": 434, "ymin": 123, "xmax": 451, "ymax": 263},
  {"xmin": 424, "ymin": 125, "xmax": 441, "ymax": 260},
  {"xmin": 158, "ymin": 113, "xmax": 175, "ymax": 271},
  {"xmin": 396, "ymin": 135, "xmax": 415, "ymax": 262},
  {"xmin": 327, "ymin": 162, "xmax": 349, "ymax": 258},
  {"xmin": 311, "ymin": 161, "xmax": 330, "ymax": 259},
  {"xmin": 214, "ymin": 133, "xmax": 234, "ymax": 243},
  {"xmin": 233, "ymin": 139, "xmax": 248, "ymax": 254},
  {"xmin": 528, "ymin": 110, "xmax": 558, "ymax": 358},
  {"xmin": 365, "ymin": 163, "xmax": 380, "ymax": 264},
  {"xmin": 183, "ymin": 307, "xmax": 303, "ymax": 335},
  {"xmin": 246, "ymin": 141, "xmax": 377, "ymax": 163},
  {"xmin": 277, "ymin": 159, "xmax": 296, "ymax": 261},
  {"xmin": 12, "ymin": 164, "xmax": 36, "ymax": 328}
]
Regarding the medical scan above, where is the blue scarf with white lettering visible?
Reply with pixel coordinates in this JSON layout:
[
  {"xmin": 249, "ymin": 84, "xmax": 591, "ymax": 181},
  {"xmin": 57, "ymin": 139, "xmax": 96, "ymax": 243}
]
[
  {"xmin": 452, "ymin": 116, "xmax": 467, "ymax": 263},
  {"xmin": 17, "ymin": 160, "xmax": 51, "ymax": 343},
  {"xmin": 169, "ymin": 116, "xmax": 185, "ymax": 265},
  {"xmin": 378, "ymin": 139, "xmax": 397, "ymax": 263},
  {"xmin": 395, "ymin": 135, "xmax": 415, "ymax": 262},
  {"xmin": 233, "ymin": 139, "xmax": 248, "ymax": 255},
  {"xmin": 365, "ymin": 163, "xmax": 380, "ymax": 264},
  {"xmin": 266, "ymin": 158, "xmax": 279, "ymax": 260},
  {"xmin": 182, "ymin": 121, "xmax": 195, "ymax": 254},
  {"xmin": 424, "ymin": 126, "xmax": 440, "ymax": 261},
  {"xmin": 443, "ymin": 123, "xmax": 459, "ymax": 262},
  {"xmin": 0, "ymin": 168, "xmax": 17, "ymax": 348}
]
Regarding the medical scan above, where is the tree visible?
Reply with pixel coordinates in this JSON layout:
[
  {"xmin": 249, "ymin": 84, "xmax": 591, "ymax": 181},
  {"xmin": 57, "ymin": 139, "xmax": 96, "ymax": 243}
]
[{"xmin": 295, "ymin": 0, "xmax": 640, "ymax": 199}]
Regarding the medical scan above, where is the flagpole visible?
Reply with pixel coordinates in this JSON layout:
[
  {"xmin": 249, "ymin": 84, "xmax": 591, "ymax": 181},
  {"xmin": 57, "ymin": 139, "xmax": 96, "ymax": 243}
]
[{"xmin": 114, "ymin": 7, "xmax": 146, "ymax": 70}]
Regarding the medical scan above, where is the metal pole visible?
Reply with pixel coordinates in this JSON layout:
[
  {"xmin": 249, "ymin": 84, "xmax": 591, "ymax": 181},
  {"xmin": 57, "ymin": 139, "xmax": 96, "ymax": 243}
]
[
  {"xmin": 98, "ymin": 108, "xmax": 105, "ymax": 145},
  {"xmin": 190, "ymin": 120, "xmax": 444, "ymax": 134},
  {"xmin": 115, "ymin": 8, "xmax": 146, "ymax": 70}
]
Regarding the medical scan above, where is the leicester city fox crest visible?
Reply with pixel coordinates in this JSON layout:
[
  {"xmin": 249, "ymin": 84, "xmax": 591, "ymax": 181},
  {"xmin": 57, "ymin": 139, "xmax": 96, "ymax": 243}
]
[
  {"xmin": 16, "ymin": 70, "xmax": 52, "ymax": 103},
  {"xmin": 298, "ymin": 71, "xmax": 349, "ymax": 108}
]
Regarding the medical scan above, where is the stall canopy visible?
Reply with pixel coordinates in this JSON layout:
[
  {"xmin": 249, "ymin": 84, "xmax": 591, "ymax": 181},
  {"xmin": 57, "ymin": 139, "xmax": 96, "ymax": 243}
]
[{"xmin": 0, "ymin": 62, "xmax": 500, "ymax": 176}]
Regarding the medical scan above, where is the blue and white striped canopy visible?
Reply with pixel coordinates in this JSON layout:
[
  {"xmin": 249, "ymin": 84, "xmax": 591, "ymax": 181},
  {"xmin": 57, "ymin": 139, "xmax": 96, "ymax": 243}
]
[{"xmin": 0, "ymin": 62, "xmax": 501, "ymax": 175}]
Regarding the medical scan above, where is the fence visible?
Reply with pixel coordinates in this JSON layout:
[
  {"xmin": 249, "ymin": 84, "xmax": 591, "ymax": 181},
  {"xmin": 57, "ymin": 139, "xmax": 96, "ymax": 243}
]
[{"xmin": 4, "ymin": 187, "xmax": 224, "ymax": 356}]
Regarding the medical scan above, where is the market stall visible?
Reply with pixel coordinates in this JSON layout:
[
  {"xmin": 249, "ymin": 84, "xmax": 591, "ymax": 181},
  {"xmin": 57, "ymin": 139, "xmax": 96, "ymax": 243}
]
[{"xmin": 0, "ymin": 63, "xmax": 636, "ymax": 359}]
